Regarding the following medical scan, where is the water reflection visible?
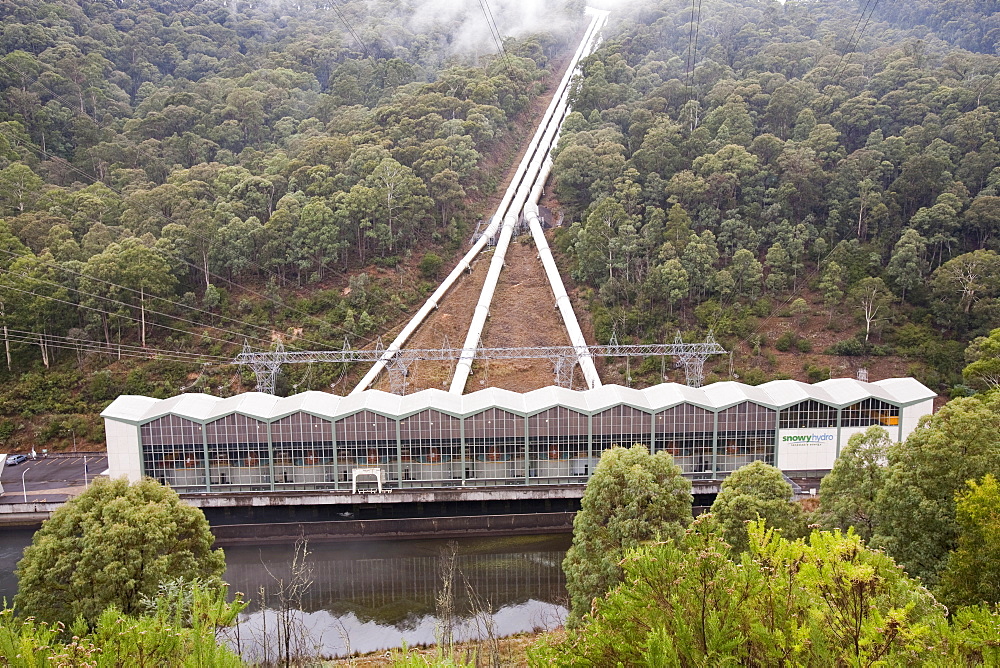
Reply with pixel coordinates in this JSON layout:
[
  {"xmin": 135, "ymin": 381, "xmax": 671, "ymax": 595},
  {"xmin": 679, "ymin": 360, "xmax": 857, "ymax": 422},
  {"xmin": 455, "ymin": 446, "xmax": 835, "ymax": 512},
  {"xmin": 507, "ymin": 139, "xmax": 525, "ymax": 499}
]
[
  {"xmin": 0, "ymin": 528, "xmax": 33, "ymax": 603},
  {"xmin": 223, "ymin": 534, "xmax": 570, "ymax": 659}
]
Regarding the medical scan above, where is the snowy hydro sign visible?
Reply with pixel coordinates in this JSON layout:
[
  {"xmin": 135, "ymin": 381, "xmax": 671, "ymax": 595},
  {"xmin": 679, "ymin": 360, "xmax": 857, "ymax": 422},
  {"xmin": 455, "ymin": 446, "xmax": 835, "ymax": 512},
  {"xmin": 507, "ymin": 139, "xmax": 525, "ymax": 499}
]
[
  {"xmin": 781, "ymin": 433, "xmax": 835, "ymax": 445},
  {"xmin": 776, "ymin": 429, "xmax": 838, "ymax": 471}
]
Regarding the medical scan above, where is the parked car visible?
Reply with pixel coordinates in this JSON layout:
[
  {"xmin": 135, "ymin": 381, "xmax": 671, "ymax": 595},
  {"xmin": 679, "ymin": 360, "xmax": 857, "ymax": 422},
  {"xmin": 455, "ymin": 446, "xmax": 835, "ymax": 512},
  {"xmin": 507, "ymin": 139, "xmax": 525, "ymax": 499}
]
[{"xmin": 5, "ymin": 454, "xmax": 27, "ymax": 466}]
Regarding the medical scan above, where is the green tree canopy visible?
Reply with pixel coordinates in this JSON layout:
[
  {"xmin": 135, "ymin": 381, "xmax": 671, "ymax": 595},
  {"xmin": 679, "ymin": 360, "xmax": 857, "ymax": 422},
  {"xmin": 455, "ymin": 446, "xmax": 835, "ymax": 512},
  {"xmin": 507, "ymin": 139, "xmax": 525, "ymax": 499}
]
[
  {"xmin": 14, "ymin": 477, "xmax": 225, "ymax": 627},
  {"xmin": 710, "ymin": 460, "xmax": 806, "ymax": 552},
  {"xmin": 562, "ymin": 445, "xmax": 692, "ymax": 625},
  {"xmin": 937, "ymin": 474, "xmax": 1000, "ymax": 610},
  {"xmin": 874, "ymin": 393, "xmax": 1000, "ymax": 586},
  {"xmin": 819, "ymin": 426, "xmax": 891, "ymax": 543},
  {"xmin": 963, "ymin": 328, "xmax": 1000, "ymax": 391}
]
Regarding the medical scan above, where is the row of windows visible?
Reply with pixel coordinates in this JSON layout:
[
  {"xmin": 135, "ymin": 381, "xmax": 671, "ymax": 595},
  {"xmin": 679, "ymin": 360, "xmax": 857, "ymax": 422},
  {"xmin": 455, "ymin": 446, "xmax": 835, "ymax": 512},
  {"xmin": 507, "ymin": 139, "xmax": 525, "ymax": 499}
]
[
  {"xmin": 140, "ymin": 401, "xmax": 900, "ymax": 448},
  {"xmin": 143, "ymin": 434, "xmax": 780, "ymax": 488},
  {"xmin": 139, "ymin": 401, "xmax": 899, "ymax": 488}
]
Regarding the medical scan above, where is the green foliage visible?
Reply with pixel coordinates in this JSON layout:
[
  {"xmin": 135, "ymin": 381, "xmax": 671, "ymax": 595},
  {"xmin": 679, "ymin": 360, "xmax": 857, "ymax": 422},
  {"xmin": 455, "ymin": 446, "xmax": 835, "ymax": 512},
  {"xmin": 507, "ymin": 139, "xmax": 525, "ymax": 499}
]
[
  {"xmin": 419, "ymin": 252, "xmax": 444, "ymax": 279},
  {"xmin": 774, "ymin": 330, "xmax": 812, "ymax": 353},
  {"xmin": 532, "ymin": 519, "xmax": 949, "ymax": 666},
  {"xmin": 936, "ymin": 474, "xmax": 1000, "ymax": 610},
  {"xmin": 709, "ymin": 461, "xmax": 806, "ymax": 552},
  {"xmin": 562, "ymin": 445, "xmax": 692, "ymax": 625},
  {"xmin": 803, "ymin": 363, "xmax": 829, "ymax": 381},
  {"xmin": 0, "ymin": 581, "xmax": 245, "ymax": 667},
  {"xmin": 947, "ymin": 606, "xmax": 1000, "ymax": 665},
  {"xmin": 963, "ymin": 328, "xmax": 1000, "ymax": 392},
  {"xmin": 824, "ymin": 336, "xmax": 892, "ymax": 357},
  {"xmin": 14, "ymin": 477, "xmax": 225, "ymax": 628},
  {"xmin": 873, "ymin": 393, "xmax": 1000, "ymax": 586},
  {"xmin": 819, "ymin": 426, "xmax": 892, "ymax": 543},
  {"xmin": 0, "ymin": 418, "xmax": 14, "ymax": 442}
]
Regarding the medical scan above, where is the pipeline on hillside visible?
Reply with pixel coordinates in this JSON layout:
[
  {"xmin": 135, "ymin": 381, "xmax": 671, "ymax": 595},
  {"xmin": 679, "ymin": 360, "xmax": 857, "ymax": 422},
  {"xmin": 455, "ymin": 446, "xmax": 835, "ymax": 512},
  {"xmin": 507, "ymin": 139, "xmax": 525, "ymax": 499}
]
[
  {"xmin": 353, "ymin": 7, "xmax": 608, "ymax": 395},
  {"xmin": 523, "ymin": 157, "xmax": 602, "ymax": 390},
  {"xmin": 449, "ymin": 8, "xmax": 609, "ymax": 394}
]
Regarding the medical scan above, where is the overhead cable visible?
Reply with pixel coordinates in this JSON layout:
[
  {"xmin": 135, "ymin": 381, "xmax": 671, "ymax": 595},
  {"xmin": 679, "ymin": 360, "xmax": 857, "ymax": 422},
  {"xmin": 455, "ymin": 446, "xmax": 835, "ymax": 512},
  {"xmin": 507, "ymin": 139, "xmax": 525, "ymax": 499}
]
[{"xmin": 0, "ymin": 246, "xmax": 335, "ymax": 352}]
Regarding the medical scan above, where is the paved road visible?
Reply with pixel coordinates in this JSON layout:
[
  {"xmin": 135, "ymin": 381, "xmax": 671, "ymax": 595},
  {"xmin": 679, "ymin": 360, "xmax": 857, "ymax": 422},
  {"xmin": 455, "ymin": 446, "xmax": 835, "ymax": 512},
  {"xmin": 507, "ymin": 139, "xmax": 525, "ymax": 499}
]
[{"xmin": 0, "ymin": 455, "xmax": 108, "ymax": 503}]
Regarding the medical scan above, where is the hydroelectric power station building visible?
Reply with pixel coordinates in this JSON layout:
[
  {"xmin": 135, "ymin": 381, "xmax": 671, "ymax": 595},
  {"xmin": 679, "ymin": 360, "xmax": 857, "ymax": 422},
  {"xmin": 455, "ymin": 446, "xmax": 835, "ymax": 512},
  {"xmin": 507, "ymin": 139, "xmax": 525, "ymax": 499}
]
[{"xmin": 102, "ymin": 378, "xmax": 935, "ymax": 494}]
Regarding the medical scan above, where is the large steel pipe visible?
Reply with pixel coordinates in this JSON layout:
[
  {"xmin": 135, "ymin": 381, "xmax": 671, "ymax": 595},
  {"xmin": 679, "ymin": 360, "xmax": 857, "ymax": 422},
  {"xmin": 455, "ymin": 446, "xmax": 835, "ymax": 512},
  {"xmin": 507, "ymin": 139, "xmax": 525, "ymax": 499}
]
[
  {"xmin": 524, "ymin": 157, "xmax": 602, "ymax": 389},
  {"xmin": 354, "ymin": 8, "xmax": 607, "ymax": 395},
  {"xmin": 450, "ymin": 9, "xmax": 608, "ymax": 394}
]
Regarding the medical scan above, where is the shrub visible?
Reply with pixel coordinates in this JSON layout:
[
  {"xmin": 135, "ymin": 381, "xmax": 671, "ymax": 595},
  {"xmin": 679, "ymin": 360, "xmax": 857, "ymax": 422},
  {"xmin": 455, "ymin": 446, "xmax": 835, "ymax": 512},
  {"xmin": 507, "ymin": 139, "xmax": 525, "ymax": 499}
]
[
  {"xmin": 774, "ymin": 331, "xmax": 797, "ymax": 352},
  {"xmin": 14, "ymin": 478, "xmax": 226, "ymax": 627},
  {"xmin": 804, "ymin": 363, "xmax": 831, "ymax": 382},
  {"xmin": 0, "ymin": 419, "xmax": 15, "ymax": 442},
  {"xmin": 419, "ymin": 252, "xmax": 443, "ymax": 279}
]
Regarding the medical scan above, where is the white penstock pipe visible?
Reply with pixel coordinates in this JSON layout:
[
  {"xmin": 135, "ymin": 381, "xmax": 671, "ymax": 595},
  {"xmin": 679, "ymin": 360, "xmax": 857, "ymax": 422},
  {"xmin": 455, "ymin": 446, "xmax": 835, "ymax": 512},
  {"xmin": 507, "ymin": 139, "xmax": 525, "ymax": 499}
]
[
  {"xmin": 449, "ymin": 10, "xmax": 607, "ymax": 395},
  {"xmin": 524, "ymin": 157, "xmax": 602, "ymax": 390},
  {"xmin": 353, "ymin": 9, "xmax": 605, "ymax": 395}
]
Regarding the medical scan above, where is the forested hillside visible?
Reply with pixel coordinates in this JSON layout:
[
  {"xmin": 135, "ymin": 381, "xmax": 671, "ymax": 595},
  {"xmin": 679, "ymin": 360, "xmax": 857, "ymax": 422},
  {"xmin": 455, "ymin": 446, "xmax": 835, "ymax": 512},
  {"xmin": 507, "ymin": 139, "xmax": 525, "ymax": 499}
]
[
  {"xmin": 0, "ymin": 0, "xmax": 580, "ymax": 449},
  {"xmin": 553, "ymin": 0, "xmax": 1000, "ymax": 389}
]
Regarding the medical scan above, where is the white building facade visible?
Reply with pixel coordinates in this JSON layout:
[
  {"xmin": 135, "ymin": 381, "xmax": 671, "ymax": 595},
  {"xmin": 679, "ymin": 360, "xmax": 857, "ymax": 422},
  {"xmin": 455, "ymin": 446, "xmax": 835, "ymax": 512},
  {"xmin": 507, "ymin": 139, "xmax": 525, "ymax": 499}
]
[{"xmin": 101, "ymin": 378, "xmax": 935, "ymax": 493}]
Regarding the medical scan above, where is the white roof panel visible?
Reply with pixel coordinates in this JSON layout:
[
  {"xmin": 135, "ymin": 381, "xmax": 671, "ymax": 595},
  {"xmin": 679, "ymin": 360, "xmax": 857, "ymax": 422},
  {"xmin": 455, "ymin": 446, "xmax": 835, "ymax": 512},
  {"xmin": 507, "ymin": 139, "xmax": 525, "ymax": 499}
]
[
  {"xmin": 402, "ymin": 388, "xmax": 464, "ymax": 417},
  {"xmin": 462, "ymin": 387, "xmax": 527, "ymax": 415},
  {"xmin": 272, "ymin": 391, "xmax": 340, "ymax": 420},
  {"xmin": 101, "ymin": 395, "xmax": 161, "ymax": 422},
  {"xmin": 873, "ymin": 377, "xmax": 937, "ymax": 404},
  {"xmin": 584, "ymin": 385, "xmax": 656, "ymax": 412},
  {"xmin": 757, "ymin": 380, "xmax": 838, "ymax": 408},
  {"xmin": 335, "ymin": 390, "xmax": 404, "ymax": 418},
  {"xmin": 522, "ymin": 385, "xmax": 590, "ymax": 414},
  {"xmin": 815, "ymin": 378, "xmax": 894, "ymax": 406},
  {"xmin": 101, "ymin": 377, "xmax": 935, "ymax": 425}
]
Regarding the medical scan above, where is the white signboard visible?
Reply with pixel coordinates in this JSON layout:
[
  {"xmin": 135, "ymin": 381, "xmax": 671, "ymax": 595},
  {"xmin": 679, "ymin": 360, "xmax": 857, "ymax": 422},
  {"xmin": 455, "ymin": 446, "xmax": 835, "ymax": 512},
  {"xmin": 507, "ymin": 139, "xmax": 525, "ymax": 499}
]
[{"xmin": 776, "ymin": 429, "xmax": 838, "ymax": 472}]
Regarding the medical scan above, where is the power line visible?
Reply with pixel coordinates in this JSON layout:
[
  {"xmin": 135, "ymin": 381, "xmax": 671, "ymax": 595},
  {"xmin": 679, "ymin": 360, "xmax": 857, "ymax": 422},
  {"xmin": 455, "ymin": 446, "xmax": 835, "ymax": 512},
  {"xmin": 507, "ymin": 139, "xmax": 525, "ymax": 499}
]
[
  {"xmin": 0, "ymin": 281, "xmax": 262, "ymax": 353},
  {"xmin": 692, "ymin": 0, "xmax": 704, "ymax": 88},
  {"xmin": 684, "ymin": 0, "xmax": 697, "ymax": 95},
  {"xmin": 831, "ymin": 0, "xmax": 879, "ymax": 83},
  {"xmin": 478, "ymin": 0, "xmax": 516, "ymax": 79},
  {"xmin": 0, "ymin": 265, "xmax": 280, "ymax": 350},
  {"xmin": 330, "ymin": 0, "xmax": 373, "ymax": 60},
  {"xmin": 2, "ymin": 332, "xmax": 229, "ymax": 368},
  {"xmin": 3, "ymin": 328, "xmax": 231, "ymax": 364},
  {"xmin": 0, "ymin": 246, "xmax": 335, "ymax": 352}
]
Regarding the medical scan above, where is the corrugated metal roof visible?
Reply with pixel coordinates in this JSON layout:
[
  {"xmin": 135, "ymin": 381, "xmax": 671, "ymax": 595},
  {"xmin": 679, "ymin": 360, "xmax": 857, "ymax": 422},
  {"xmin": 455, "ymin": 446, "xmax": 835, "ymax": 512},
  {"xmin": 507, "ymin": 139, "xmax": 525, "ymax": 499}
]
[
  {"xmin": 100, "ymin": 395, "xmax": 161, "ymax": 422},
  {"xmin": 101, "ymin": 378, "xmax": 935, "ymax": 425},
  {"xmin": 872, "ymin": 377, "xmax": 937, "ymax": 404}
]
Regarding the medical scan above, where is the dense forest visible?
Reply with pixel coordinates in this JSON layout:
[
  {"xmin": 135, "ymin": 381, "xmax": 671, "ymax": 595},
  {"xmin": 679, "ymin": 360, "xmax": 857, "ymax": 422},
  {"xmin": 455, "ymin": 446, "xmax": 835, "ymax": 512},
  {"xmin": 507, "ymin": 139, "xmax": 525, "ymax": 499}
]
[
  {"xmin": 0, "ymin": 0, "xmax": 580, "ymax": 446},
  {"xmin": 554, "ymin": 0, "xmax": 1000, "ymax": 388}
]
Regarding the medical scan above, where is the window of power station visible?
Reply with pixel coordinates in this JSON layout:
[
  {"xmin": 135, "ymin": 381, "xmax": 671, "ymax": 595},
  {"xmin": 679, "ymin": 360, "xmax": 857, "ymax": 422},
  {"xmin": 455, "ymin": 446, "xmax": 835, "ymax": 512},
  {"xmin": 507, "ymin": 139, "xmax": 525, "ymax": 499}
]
[
  {"xmin": 528, "ymin": 407, "xmax": 588, "ymax": 479},
  {"xmin": 716, "ymin": 401, "xmax": 776, "ymax": 474},
  {"xmin": 655, "ymin": 403, "xmax": 714, "ymax": 476},
  {"xmin": 779, "ymin": 400, "xmax": 838, "ymax": 429},
  {"xmin": 592, "ymin": 405, "xmax": 652, "ymax": 455},
  {"xmin": 140, "ymin": 415, "xmax": 206, "ymax": 490},
  {"xmin": 842, "ymin": 398, "xmax": 899, "ymax": 427},
  {"xmin": 465, "ymin": 408, "xmax": 525, "ymax": 481},
  {"xmin": 399, "ymin": 409, "xmax": 461, "ymax": 483},
  {"xmin": 335, "ymin": 410, "xmax": 397, "ymax": 484},
  {"xmin": 205, "ymin": 414, "xmax": 270, "ymax": 489},
  {"xmin": 271, "ymin": 412, "xmax": 334, "ymax": 487}
]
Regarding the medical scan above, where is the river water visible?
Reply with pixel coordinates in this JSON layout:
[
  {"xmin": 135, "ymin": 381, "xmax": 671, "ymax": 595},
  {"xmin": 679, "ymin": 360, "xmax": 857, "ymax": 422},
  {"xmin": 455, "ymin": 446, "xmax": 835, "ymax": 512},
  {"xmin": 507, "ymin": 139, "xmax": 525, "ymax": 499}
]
[{"xmin": 0, "ymin": 529, "xmax": 571, "ymax": 659}]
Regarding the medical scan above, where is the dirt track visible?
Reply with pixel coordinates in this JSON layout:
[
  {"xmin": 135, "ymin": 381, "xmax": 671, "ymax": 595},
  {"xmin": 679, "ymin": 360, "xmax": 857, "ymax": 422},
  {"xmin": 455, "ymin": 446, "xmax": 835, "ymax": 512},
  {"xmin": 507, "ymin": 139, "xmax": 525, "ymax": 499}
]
[{"xmin": 473, "ymin": 237, "xmax": 578, "ymax": 392}]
